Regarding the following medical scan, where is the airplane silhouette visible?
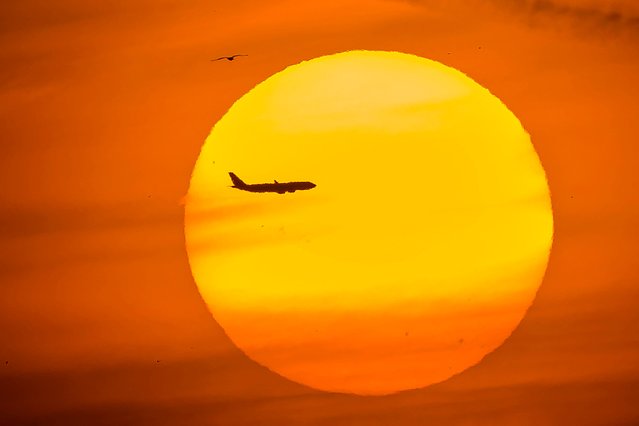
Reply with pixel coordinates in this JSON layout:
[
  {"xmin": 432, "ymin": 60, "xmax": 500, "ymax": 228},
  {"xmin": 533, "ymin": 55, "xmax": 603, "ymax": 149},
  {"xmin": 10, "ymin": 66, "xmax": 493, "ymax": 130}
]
[
  {"xmin": 228, "ymin": 172, "xmax": 315, "ymax": 194},
  {"xmin": 212, "ymin": 54, "xmax": 248, "ymax": 61}
]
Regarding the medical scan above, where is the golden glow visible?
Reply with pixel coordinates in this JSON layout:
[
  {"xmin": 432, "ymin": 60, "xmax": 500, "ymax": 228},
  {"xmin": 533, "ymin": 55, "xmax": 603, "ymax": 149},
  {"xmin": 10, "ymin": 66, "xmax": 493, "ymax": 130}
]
[{"xmin": 185, "ymin": 51, "xmax": 553, "ymax": 395}]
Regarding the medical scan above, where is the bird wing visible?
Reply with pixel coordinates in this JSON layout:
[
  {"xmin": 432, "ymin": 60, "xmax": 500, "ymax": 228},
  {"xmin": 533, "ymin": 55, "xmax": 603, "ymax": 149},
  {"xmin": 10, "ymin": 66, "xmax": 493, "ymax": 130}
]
[{"xmin": 212, "ymin": 56, "xmax": 228, "ymax": 61}]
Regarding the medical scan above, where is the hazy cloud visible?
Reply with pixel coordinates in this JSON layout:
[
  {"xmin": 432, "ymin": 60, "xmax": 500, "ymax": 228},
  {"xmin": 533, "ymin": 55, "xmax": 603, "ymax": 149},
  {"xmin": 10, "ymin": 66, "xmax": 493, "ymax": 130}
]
[
  {"xmin": 397, "ymin": 0, "xmax": 639, "ymax": 32},
  {"xmin": 3, "ymin": 363, "xmax": 638, "ymax": 426},
  {"xmin": 508, "ymin": 0, "xmax": 639, "ymax": 28}
]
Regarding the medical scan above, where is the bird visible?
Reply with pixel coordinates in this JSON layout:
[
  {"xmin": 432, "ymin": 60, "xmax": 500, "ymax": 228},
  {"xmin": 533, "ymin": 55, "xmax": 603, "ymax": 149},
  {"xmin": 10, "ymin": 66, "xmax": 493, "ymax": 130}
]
[{"xmin": 212, "ymin": 54, "xmax": 248, "ymax": 61}]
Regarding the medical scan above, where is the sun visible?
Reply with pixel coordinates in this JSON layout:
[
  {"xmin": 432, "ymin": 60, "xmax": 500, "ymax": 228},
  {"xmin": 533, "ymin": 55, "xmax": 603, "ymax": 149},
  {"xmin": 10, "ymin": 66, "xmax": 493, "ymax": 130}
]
[{"xmin": 184, "ymin": 50, "xmax": 553, "ymax": 395}]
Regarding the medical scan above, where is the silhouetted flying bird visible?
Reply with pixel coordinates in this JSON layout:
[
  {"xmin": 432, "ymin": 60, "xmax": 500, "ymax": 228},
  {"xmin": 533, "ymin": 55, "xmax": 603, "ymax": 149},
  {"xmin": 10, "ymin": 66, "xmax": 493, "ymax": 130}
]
[{"xmin": 212, "ymin": 54, "xmax": 248, "ymax": 61}]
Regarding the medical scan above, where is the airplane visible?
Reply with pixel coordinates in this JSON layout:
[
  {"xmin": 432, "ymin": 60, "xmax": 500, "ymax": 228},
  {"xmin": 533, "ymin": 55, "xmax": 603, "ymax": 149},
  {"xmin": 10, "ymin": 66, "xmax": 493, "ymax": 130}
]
[{"xmin": 228, "ymin": 172, "xmax": 316, "ymax": 194}]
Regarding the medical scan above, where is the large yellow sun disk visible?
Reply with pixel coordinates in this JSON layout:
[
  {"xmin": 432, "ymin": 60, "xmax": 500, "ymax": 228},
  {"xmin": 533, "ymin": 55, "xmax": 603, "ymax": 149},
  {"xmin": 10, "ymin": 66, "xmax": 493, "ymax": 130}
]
[{"xmin": 185, "ymin": 50, "xmax": 553, "ymax": 395}]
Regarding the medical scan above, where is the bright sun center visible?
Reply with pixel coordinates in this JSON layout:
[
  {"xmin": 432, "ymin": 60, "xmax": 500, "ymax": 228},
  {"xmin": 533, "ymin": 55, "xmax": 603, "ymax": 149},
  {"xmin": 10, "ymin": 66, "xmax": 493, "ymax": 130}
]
[{"xmin": 184, "ymin": 50, "xmax": 553, "ymax": 395}]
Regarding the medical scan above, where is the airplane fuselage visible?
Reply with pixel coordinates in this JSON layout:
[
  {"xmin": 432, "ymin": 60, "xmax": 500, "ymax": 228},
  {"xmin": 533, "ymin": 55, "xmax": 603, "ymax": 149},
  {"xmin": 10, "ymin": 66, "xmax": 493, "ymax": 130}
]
[
  {"xmin": 236, "ymin": 181, "xmax": 315, "ymax": 194},
  {"xmin": 228, "ymin": 172, "xmax": 315, "ymax": 194}
]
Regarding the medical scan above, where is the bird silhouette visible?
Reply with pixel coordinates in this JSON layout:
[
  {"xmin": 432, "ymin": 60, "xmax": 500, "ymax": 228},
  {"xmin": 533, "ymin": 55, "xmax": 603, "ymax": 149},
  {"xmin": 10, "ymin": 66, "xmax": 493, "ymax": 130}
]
[{"xmin": 212, "ymin": 54, "xmax": 248, "ymax": 61}]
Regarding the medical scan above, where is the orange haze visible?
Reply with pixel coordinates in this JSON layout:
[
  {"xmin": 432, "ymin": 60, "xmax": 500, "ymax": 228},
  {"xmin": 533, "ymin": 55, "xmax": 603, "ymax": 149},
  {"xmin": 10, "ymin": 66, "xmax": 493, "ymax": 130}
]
[{"xmin": 1, "ymin": 0, "xmax": 639, "ymax": 424}]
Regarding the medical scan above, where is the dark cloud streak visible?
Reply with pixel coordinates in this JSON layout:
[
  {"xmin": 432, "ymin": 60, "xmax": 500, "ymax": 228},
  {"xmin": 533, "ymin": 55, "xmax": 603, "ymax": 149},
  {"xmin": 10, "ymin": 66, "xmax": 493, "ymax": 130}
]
[
  {"xmin": 398, "ymin": 0, "xmax": 639, "ymax": 33},
  {"xmin": 508, "ymin": 0, "xmax": 639, "ymax": 30}
]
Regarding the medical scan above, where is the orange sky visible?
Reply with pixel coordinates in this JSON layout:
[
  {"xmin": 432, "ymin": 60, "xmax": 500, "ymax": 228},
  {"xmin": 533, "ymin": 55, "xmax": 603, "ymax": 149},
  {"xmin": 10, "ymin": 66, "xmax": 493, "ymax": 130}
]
[{"xmin": 1, "ymin": 0, "xmax": 639, "ymax": 424}]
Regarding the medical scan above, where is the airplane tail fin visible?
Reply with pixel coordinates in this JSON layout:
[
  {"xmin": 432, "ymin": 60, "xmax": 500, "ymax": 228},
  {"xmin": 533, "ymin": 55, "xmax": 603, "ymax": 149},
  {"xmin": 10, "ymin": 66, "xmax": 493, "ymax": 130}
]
[{"xmin": 228, "ymin": 172, "xmax": 246, "ymax": 188}]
